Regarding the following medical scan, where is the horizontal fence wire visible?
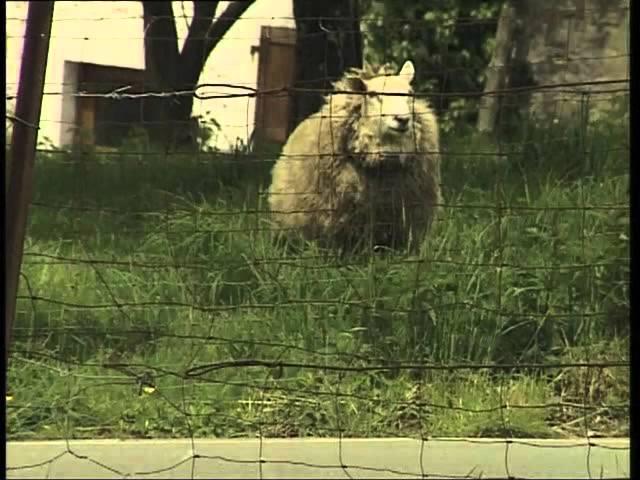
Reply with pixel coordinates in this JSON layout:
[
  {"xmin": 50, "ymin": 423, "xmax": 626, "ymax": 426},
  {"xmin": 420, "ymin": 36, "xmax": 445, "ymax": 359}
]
[{"xmin": 6, "ymin": 1, "xmax": 630, "ymax": 479}]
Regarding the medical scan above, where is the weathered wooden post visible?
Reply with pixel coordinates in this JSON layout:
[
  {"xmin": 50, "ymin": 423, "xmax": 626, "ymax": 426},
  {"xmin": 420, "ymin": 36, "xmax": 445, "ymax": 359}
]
[{"xmin": 5, "ymin": 1, "xmax": 55, "ymax": 367}]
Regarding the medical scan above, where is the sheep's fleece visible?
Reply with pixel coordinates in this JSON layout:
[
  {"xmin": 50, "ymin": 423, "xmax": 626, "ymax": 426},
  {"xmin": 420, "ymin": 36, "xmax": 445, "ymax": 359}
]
[{"xmin": 268, "ymin": 60, "xmax": 441, "ymax": 253}]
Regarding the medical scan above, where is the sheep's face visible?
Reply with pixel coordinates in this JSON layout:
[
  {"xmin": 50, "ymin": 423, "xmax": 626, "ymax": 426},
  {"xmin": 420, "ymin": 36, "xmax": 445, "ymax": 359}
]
[{"xmin": 354, "ymin": 61, "xmax": 417, "ymax": 141}]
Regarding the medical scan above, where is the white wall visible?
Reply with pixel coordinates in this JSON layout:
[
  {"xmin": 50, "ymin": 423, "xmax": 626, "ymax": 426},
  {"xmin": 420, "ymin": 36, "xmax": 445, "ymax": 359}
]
[{"xmin": 5, "ymin": 1, "xmax": 295, "ymax": 151}]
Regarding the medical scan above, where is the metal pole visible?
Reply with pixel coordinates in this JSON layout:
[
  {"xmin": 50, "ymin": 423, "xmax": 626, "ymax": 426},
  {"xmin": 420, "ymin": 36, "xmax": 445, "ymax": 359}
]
[{"xmin": 5, "ymin": 1, "xmax": 55, "ymax": 367}]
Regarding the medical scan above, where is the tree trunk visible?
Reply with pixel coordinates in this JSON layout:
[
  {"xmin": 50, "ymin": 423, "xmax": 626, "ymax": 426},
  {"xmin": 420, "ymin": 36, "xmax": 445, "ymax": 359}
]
[
  {"xmin": 499, "ymin": 0, "xmax": 536, "ymax": 136},
  {"xmin": 477, "ymin": 0, "xmax": 537, "ymax": 135},
  {"xmin": 142, "ymin": 1, "xmax": 184, "ymax": 149},
  {"xmin": 291, "ymin": 0, "xmax": 363, "ymax": 133},
  {"xmin": 141, "ymin": 1, "xmax": 255, "ymax": 151},
  {"xmin": 477, "ymin": 2, "xmax": 516, "ymax": 133}
]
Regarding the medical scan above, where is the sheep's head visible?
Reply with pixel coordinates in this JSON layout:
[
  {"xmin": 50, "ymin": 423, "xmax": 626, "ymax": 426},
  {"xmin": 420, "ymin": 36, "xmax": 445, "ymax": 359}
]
[{"xmin": 344, "ymin": 60, "xmax": 417, "ymax": 141}]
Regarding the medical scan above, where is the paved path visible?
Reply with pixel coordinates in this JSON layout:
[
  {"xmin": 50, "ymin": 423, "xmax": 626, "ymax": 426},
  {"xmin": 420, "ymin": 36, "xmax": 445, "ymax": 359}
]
[{"xmin": 7, "ymin": 437, "xmax": 630, "ymax": 479}]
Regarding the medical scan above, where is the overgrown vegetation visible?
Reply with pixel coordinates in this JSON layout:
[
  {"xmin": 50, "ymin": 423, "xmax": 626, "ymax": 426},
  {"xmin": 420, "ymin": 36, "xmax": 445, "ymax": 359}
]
[
  {"xmin": 7, "ymin": 99, "xmax": 629, "ymax": 440},
  {"xmin": 361, "ymin": 0, "xmax": 503, "ymax": 133}
]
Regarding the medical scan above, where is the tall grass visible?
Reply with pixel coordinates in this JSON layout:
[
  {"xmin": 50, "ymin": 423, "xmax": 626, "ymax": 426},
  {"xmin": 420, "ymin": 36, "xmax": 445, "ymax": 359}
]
[{"xmin": 7, "ymin": 106, "xmax": 629, "ymax": 440}]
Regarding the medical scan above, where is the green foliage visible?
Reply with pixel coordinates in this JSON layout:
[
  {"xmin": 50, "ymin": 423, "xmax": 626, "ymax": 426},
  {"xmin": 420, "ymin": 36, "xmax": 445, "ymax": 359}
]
[
  {"xmin": 361, "ymin": 0, "xmax": 502, "ymax": 133},
  {"xmin": 191, "ymin": 111, "xmax": 223, "ymax": 152}
]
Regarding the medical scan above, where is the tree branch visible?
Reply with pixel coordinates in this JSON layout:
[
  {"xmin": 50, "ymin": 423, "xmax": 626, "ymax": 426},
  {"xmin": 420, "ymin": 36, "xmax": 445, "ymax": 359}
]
[
  {"xmin": 193, "ymin": 0, "xmax": 219, "ymax": 21},
  {"xmin": 477, "ymin": 1, "xmax": 516, "ymax": 133},
  {"xmin": 179, "ymin": 1, "xmax": 220, "ymax": 86},
  {"xmin": 142, "ymin": 1, "xmax": 180, "ymax": 86},
  {"xmin": 203, "ymin": 1, "xmax": 256, "ymax": 58}
]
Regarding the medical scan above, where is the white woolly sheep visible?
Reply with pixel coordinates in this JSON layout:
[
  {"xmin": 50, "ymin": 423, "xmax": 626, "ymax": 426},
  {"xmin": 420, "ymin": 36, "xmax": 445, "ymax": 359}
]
[{"xmin": 268, "ymin": 60, "xmax": 441, "ymax": 254}]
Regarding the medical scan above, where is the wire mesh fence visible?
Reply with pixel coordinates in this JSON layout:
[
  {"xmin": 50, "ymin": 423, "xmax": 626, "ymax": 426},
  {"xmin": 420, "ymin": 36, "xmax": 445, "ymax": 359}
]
[{"xmin": 6, "ymin": 1, "xmax": 630, "ymax": 478}]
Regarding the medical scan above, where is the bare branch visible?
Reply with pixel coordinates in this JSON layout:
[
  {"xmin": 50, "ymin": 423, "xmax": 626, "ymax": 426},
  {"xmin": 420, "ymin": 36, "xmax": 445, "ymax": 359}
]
[
  {"xmin": 477, "ymin": 1, "xmax": 517, "ymax": 133},
  {"xmin": 179, "ymin": 1, "xmax": 220, "ymax": 86},
  {"xmin": 188, "ymin": 1, "xmax": 220, "ymax": 45},
  {"xmin": 193, "ymin": 0, "xmax": 219, "ymax": 19},
  {"xmin": 142, "ymin": 1, "xmax": 180, "ymax": 86},
  {"xmin": 204, "ymin": 1, "xmax": 256, "ymax": 56}
]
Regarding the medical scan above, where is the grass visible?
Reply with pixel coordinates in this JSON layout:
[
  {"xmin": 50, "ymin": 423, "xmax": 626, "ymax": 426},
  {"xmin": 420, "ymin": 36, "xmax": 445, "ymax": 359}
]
[{"xmin": 7, "ymin": 109, "xmax": 630, "ymax": 441}]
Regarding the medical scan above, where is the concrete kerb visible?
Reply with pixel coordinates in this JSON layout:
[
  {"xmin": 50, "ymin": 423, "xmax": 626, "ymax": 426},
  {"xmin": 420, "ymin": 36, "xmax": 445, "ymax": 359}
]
[{"xmin": 6, "ymin": 437, "xmax": 630, "ymax": 479}]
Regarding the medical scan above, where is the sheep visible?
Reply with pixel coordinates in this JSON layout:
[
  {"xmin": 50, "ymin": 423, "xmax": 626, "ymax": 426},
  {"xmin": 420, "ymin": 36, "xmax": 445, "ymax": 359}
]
[{"xmin": 267, "ymin": 60, "xmax": 441, "ymax": 254}]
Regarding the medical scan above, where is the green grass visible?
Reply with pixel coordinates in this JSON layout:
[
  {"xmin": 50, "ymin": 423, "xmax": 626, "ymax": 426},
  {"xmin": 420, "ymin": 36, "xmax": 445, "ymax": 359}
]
[{"xmin": 7, "ymin": 112, "xmax": 629, "ymax": 440}]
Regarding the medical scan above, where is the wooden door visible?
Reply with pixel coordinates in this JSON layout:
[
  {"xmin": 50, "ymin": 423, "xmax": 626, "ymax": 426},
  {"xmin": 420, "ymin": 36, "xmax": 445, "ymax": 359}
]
[{"xmin": 253, "ymin": 26, "xmax": 297, "ymax": 146}]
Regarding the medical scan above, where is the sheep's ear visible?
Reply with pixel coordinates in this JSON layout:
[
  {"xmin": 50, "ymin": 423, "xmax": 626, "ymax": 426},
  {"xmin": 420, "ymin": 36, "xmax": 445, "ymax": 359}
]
[
  {"xmin": 398, "ymin": 60, "xmax": 415, "ymax": 82},
  {"xmin": 344, "ymin": 76, "xmax": 367, "ymax": 93}
]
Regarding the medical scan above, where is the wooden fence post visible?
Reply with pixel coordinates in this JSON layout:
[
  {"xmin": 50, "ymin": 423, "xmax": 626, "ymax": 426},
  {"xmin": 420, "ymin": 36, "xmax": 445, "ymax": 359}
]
[{"xmin": 5, "ymin": 1, "xmax": 55, "ymax": 367}]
